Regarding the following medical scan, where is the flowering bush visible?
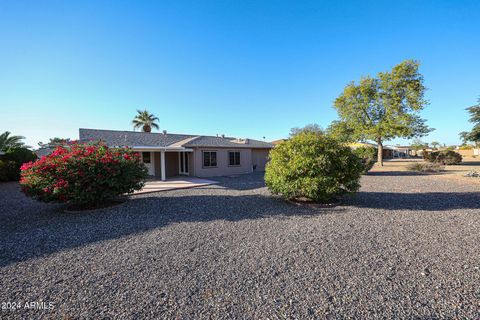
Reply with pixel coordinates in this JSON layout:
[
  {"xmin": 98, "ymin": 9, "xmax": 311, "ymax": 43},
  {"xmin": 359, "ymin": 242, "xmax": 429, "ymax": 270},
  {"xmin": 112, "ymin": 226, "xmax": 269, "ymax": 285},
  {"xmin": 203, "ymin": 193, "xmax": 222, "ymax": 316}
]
[{"xmin": 20, "ymin": 142, "xmax": 148, "ymax": 208}]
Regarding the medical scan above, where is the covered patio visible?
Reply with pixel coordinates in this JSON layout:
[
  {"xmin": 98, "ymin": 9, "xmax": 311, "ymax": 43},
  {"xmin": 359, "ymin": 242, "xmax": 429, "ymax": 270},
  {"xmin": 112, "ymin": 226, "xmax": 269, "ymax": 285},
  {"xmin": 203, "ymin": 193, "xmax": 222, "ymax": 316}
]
[
  {"xmin": 133, "ymin": 176, "xmax": 218, "ymax": 195},
  {"xmin": 134, "ymin": 146, "xmax": 194, "ymax": 181}
]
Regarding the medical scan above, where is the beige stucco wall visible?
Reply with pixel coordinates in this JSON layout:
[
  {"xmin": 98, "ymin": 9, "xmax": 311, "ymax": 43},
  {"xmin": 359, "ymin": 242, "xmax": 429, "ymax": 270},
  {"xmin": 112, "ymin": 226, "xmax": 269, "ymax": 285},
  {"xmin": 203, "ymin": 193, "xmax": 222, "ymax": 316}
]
[
  {"xmin": 192, "ymin": 148, "xmax": 253, "ymax": 177},
  {"xmin": 251, "ymin": 149, "xmax": 270, "ymax": 171},
  {"xmin": 149, "ymin": 149, "xmax": 268, "ymax": 179}
]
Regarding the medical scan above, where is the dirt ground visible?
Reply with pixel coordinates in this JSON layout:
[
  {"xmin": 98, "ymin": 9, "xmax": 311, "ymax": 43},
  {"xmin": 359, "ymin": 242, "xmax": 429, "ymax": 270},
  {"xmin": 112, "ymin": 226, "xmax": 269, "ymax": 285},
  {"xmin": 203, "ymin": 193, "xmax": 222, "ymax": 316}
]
[{"xmin": 372, "ymin": 158, "xmax": 480, "ymax": 185}]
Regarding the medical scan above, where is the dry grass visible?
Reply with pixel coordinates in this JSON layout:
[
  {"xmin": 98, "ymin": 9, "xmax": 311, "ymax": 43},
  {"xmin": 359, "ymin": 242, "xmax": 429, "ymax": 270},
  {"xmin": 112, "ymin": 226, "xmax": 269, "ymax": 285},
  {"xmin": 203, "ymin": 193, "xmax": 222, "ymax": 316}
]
[{"xmin": 407, "ymin": 162, "xmax": 444, "ymax": 172}]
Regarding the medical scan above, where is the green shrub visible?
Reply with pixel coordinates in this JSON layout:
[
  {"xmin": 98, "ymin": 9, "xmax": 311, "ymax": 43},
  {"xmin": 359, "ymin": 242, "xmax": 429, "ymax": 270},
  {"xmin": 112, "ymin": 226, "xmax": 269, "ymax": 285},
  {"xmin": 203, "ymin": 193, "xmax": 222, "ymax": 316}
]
[
  {"xmin": 408, "ymin": 162, "xmax": 444, "ymax": 172},
  {"xmin": 352, "ymin": 146, "xmax": 377, "ymax": 173},
  {"xmin": 265, "ymin": 132, "xmax": 363, "ymax": 203},
  {"xmin": 0, "ymin": 160, "xmax": 18, "ymax": 181},
  {"xmin": 424, "ymin": 150, "xmax": 462, "ymax": 165},
  {"xmin": 20, "ymin": 142, "xmax": 148, "ymax": 208},
  {"xmin": 3, "ymin": 147, "xmax": 37, "ymax": 181}
]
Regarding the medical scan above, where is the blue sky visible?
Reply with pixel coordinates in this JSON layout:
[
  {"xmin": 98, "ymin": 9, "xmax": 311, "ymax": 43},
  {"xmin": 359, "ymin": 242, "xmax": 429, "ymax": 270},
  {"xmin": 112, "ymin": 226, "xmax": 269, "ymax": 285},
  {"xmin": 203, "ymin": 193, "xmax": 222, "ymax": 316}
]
[{"xmin": 1, "ymin": 0, "xmax": 479, "ymax": 148}]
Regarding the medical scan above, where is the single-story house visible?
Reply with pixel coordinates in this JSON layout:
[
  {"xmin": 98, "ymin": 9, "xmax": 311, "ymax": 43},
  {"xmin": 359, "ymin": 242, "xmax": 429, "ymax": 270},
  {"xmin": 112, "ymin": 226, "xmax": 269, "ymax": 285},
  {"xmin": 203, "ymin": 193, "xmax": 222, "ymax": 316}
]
[
  {"xmin": 383, "ymin": 145, "xmax": 412, "ymax": 158},
  {"xmin": 348, "ymin": 142, "xmax": 412, "ymax": 158},
  {"xmin": 79, "ymin": 129, "xmax": 273, "ymax": 180}
]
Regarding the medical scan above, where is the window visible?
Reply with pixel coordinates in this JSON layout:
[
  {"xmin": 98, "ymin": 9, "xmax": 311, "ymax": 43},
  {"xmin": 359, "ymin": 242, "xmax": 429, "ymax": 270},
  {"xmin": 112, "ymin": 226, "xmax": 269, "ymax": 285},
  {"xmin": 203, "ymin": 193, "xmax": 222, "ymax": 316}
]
[
  {"xmin": 142, "ymin": 152, "xmax": 151, "ymax": 164},
  {"xmin": 229, "ymin": 151, "xmax": 241, "ymax": 166},
  {"xmin": 203, "ymin": 151, "xmax": 217, "ymax": 167}
]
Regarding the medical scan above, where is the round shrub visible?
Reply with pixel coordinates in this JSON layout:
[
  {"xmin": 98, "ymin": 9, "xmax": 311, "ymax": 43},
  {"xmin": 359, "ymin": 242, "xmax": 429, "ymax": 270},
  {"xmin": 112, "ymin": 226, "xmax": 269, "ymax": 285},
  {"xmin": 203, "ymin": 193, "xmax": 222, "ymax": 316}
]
[
  {"xmin": 265, "ymin": 132, "xmax": 363, "ymax": 203},
  {"xmin": 424, "ymin": 150, "xmax": 462, "ymax": 165},
  {"xmin": 20, "ymin": 142, "xmax": 148, "ymax": 208}
]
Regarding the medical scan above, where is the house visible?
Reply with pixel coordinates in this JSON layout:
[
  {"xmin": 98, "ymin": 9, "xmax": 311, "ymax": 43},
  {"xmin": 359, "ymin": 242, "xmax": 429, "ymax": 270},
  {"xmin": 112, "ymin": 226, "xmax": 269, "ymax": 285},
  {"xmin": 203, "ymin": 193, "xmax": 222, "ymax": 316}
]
[
  {"xmin": 348, "ymin": 142, "xmax": 412, "ymax": 159},
  {"xmin": 79, "ymin": 129, "xmax": 273, "ymax": 180},
  {"xmin": 383, "ymin": 145, "xmax": 412, "ymax": 158},
  {"xmin": 271, "ymin": 139, "xmax": 287, "ymax": 145}
]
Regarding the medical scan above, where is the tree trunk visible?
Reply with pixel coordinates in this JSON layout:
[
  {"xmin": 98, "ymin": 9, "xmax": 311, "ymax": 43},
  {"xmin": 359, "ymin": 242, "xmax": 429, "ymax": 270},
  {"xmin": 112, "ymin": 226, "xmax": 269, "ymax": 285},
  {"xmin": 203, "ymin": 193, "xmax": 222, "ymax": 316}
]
[
  {"xmin": 377, "ymin": 138, "xmax": 384, "ymax": 166},
  {"xmin": 143, "ymin": 124, "xmax": 151, "ymax": 133}
]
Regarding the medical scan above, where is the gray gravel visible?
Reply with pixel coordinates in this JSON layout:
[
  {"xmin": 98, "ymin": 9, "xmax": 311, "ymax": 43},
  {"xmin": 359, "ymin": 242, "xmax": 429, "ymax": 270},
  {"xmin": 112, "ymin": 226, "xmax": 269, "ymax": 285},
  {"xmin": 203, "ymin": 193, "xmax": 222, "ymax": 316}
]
[{"xmin": 0, "ymin": 172, "xmax": 479, "ymax": 319}]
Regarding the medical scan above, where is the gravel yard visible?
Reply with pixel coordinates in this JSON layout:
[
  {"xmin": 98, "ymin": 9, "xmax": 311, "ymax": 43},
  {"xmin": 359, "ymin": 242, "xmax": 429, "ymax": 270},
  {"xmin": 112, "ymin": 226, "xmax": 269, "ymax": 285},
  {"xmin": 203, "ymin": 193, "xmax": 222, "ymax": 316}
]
[{"xmin": 0, "ymin": 170, "xmax": 479, "ymax": 318}]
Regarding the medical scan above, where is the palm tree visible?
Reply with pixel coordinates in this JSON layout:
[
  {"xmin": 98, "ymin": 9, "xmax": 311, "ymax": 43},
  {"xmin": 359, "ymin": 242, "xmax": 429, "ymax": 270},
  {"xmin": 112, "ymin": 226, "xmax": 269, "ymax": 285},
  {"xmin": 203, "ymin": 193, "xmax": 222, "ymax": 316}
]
[
  {"xmin": 132, "ymin": 109, "xmax": 159, "ymax": 133},
  {"xmin": 0, "ymin": 131, "xmax": 27, "ymax": 151}
]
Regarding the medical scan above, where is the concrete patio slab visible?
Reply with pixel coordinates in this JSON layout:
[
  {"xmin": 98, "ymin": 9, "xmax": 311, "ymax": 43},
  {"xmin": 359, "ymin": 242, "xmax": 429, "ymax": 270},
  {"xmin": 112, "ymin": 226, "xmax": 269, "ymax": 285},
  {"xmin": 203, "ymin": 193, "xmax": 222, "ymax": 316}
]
[{"xmin": 133, "ymin": 177, "xmax": 218, "ymax": 194}]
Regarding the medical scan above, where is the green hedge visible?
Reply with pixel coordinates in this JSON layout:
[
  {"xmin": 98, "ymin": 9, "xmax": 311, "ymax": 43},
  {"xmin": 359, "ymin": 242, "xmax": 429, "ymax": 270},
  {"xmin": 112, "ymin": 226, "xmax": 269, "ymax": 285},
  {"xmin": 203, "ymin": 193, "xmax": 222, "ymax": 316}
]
[
  {"xmin": 265, "ymin": 132, "xmax": 363, "ymax": 203},
  {"xmin": 0, "ymin": 147, "xmax": 37, "ymax": 181}
]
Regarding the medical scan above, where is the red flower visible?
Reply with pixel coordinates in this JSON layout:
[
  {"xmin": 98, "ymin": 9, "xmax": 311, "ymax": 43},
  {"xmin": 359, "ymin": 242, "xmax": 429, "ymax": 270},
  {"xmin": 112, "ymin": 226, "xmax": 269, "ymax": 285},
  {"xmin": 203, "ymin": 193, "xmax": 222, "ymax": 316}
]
[{"xmin": 20, "ymin": 162, "xmax": 33, "ymax": 171}]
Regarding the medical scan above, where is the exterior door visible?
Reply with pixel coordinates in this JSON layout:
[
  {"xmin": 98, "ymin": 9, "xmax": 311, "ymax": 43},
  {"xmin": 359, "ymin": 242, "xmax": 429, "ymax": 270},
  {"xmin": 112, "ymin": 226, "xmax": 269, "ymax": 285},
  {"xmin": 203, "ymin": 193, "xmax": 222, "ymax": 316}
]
[
  {"xmin": 142, "ymin": 152, "xmax": 155, "ymax": 176},
  {"xmin": 179, "ymin": 152, "xmax": 189, "ymax": 175}
]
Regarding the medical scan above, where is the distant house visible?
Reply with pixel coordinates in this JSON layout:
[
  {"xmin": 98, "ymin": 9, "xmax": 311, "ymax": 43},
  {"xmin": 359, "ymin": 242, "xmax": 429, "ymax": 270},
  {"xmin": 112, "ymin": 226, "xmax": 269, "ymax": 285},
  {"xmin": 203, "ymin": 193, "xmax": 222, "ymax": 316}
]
[
  {"xmin": 271, "ymin": 139, "xmax": 287, "ymax": 145},
  {"xmin": 35, "ymin": 148, "xmax": 54, "ymax": 158},
  {"xmin": 348, "ymin": 142, "xmax": 412, "ymax": 159},
  {"xmin": 383, "ymin": 145, "xmax": 412, "ymax": 158},
  {"xmin": 79, "ymin": 129, "xmax": 274, "ymax": 180}
]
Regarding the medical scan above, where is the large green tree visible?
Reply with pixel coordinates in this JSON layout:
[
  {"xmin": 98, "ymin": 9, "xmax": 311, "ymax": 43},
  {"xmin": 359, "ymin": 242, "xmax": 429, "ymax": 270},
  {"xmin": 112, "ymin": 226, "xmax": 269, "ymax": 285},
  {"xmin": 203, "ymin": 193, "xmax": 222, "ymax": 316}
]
[
  {"xmin": 459, "ymin": 98, "xmax": 480, "ymax": 146},
  {"xmin": 333, "ymin": 60, "xmax": 432, "ymax": 166}
]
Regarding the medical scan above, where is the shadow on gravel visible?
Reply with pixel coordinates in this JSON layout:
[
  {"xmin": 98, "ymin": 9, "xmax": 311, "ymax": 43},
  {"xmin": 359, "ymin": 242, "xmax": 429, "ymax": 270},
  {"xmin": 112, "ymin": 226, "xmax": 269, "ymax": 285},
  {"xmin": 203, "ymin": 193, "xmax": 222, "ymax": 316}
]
[
  {"xmin": 368, "ymin": 171, "xmax": 447, "ymax": 177},
  {"xmin": 347, "ymin": 191, "xmax": 480, "ymax": 211},
  {"xmin": 208, "ymin": 172, "xmax": 267, "ymax": 190},
  {"xmin": 0, "ymin": 191, "xmax": 345, "ymax": 268}
]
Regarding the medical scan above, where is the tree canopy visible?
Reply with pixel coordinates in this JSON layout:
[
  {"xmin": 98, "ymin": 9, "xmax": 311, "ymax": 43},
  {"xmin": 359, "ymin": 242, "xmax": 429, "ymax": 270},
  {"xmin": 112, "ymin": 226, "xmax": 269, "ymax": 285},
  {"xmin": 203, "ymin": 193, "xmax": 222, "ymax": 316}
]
[
  {"xmin": 132, "ymin": 109, "xmax": 159, "ymax": 133},
  {"xmin": 332, "ymin": 60, "xmax": 432, "ymax": 165},
  {"xmin": 289, "ymin": 123, "xmax": 323, "ymax": 137},
  {"xmin": 459, "ymin": 98, "xmax": 480, "ymax": 144},
  {"xmin": 38, "ymin": 137, "xmax": 71, "ymax": 148}
]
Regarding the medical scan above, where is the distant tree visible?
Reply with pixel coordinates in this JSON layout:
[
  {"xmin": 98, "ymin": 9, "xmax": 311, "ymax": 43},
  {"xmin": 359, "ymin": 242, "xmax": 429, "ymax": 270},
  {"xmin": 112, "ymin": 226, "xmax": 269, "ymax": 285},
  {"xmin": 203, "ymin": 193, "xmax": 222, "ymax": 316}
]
[
  {"xmin": 0, "ymin": 131, "xmax": 27, "ymax": 151},
  {"xmin": 411, "ymin": 139, "xmax": 428, "ymax": 156},
  {"xmin": 289, "ymin": 123, "xmax": 323, "ymax": 137},
  {"xmin": 132, "ymin": 109, "xmax": 159, "ymax": 133},
  {"xmin": 430, "ymin": 141, "xmax": 440, "ymax": 150},
  {"xmin": 38, "ymin": 137, "xmax": 71, "ymax": 148},
  {"xmin": 460, "ymin": 98, "xmax": 480, "ymax": 146},
  {"xmin": 333, "ymin": 60, "xmax": 433, "ymax": 166}
]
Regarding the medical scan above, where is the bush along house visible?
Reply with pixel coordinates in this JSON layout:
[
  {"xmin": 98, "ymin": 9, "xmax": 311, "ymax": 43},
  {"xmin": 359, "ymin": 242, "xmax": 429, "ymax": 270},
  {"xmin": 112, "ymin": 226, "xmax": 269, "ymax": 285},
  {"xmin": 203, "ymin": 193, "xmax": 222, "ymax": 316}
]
[{"xmin": 79, "ymin": 128, "xmax": 273, "ymax": 180}]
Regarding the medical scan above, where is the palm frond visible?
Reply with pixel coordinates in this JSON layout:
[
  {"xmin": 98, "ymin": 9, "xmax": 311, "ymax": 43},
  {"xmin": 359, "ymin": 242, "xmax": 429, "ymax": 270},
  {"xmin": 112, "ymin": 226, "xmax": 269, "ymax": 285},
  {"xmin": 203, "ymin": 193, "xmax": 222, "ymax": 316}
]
[
  {"xmin": 131, "ymin": 109, "xmax": 159, "ymax": 132},
  {"xmin": 0, "ymin": 131, "xmax": 26, "ymax": 151}
]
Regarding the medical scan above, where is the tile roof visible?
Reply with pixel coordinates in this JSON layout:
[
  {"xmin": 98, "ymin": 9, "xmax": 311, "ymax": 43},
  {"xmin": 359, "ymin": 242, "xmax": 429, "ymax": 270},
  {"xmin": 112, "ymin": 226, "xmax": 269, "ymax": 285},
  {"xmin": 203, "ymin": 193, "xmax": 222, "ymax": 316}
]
[
  {"xmin": 183, "ymin": 136, "xmax": 273, "ymax": 148},
  {"xmin": 79, "ymin": 129, "xmax": 273, "ymax": 149}
]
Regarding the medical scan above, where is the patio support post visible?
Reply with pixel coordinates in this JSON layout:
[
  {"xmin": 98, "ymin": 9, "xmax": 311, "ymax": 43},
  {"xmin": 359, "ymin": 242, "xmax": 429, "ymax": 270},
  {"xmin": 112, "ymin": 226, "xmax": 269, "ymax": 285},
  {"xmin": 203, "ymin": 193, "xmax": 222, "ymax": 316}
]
[{"xmin": 161, "ymin": 150, "xmax": 166, "ymax": 181}]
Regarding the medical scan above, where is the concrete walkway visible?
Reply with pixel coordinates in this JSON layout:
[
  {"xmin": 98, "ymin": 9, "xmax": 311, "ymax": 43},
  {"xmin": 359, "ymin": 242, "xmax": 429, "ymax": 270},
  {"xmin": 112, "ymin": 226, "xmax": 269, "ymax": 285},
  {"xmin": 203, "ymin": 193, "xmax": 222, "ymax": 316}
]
[{"xmin": 133, "ymin": 177, "xmax": 218, "ymax": 194}]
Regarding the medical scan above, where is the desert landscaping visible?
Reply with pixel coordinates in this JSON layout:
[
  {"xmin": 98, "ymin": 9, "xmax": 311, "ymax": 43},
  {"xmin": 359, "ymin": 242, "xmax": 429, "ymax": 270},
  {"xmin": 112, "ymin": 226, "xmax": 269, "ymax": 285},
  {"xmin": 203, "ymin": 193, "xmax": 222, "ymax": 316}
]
[{"xmin": 1, "ymin": 159, "xmax": 479, "ymax": 318}]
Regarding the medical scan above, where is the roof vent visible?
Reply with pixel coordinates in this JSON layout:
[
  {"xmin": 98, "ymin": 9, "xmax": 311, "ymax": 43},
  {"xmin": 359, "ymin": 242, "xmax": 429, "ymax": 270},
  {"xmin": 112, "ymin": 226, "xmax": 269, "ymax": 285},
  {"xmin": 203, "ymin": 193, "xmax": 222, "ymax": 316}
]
[{"xmin": 163, "ymin": 130, "xmax": 167, "ymax": 135}]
